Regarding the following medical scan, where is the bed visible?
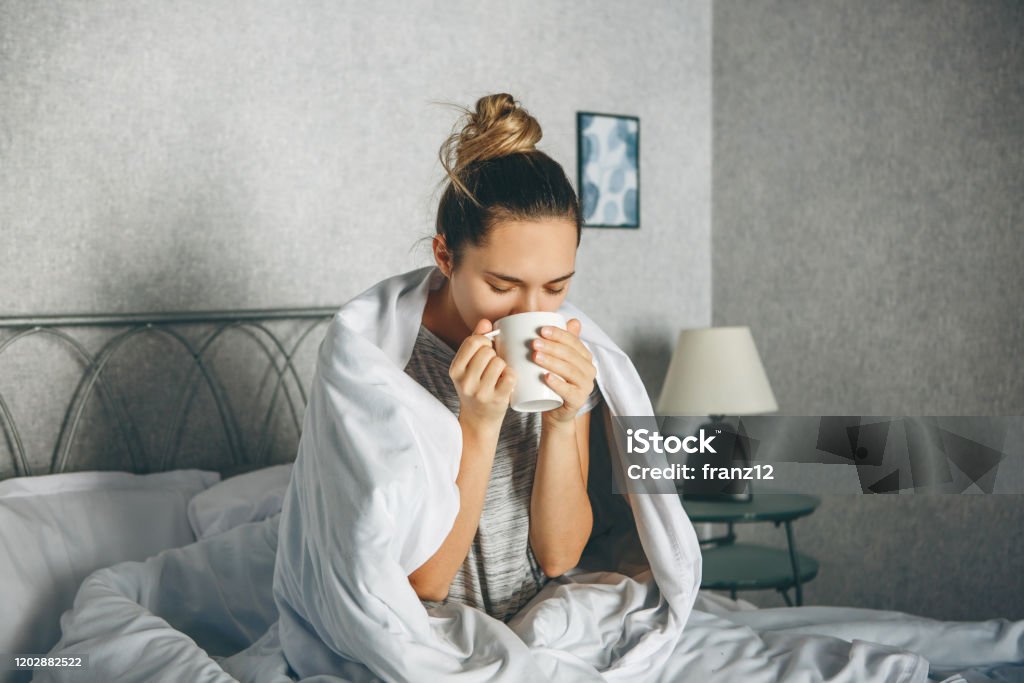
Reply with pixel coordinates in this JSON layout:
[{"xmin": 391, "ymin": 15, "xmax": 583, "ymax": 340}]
[
  {"xmin": 1, "ymin": 309, "xmax": 1022, "ymax": 683},
  {"xmin": 0, "ymin": 307, "xmax": 331, "ymax": 683}
]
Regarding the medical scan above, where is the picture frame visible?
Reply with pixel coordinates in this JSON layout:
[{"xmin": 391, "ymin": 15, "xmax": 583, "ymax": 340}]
[{"xmin": 576, "ymin": 111, "xmax": 640, "ymax": 228}]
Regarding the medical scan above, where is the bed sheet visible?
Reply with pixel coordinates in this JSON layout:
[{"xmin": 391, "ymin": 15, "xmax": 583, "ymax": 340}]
[{"xmin": 35, "ymin": 514, "xmax": 1024, "ymax": 683}]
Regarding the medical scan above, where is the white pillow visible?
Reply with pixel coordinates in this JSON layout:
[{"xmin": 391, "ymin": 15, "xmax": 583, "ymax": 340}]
[
  {"xmin": 187, "ymin": 463, "xmax": 292, "ymax": 540},
  {"xmin": 0, "ymin": 468, "xmax": 219, "ymax": 666}
]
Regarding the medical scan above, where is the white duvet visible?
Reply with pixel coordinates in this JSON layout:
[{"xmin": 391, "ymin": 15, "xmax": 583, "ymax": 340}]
[
  {"xmin": 38, "ymin": 266, "xmax": 1024, "ymax": 682},
  {"xmin": 37, "ymin": 513, "xmax": 1024, "ymax": 682}
]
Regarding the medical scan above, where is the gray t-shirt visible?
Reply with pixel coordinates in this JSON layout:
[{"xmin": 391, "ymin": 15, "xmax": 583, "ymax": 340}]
[{"xmin": 404, "ymin": 323, "xmax": 600, "ymax": 622}]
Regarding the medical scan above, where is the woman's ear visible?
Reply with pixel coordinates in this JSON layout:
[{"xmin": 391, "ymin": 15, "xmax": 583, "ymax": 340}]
[{"xmin": 432, "ymin": 235, "xmax": 453, "ymax": 278}]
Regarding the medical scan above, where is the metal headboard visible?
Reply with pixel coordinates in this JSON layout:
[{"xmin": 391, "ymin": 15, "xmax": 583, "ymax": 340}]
[{"xmin": 0, "ymin": 308, "xmax": 337, "ymax": 480}]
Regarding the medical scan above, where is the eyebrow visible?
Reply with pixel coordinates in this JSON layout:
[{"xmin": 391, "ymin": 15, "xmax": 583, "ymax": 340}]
[{"xmin": 485, "ymin": 270, "xmax": 576, "ymax": 285}]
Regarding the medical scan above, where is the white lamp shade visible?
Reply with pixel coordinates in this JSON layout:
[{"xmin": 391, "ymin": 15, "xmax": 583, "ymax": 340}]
[{"xmin": 657, "ymin": 326, "xmax": 778, "ymax": 415}]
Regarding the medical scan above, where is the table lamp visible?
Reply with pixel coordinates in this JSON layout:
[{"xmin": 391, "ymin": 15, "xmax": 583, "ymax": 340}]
[{"xmin": 656, "ymin": 326, "xmax": 778, "ymax": 502}]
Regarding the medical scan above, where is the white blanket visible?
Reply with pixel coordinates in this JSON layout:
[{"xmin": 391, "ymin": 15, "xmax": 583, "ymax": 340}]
[
  {"xmin": 37, "ymin": 513, "xmax": 1024, "ymax": 683},
  {"xmin": 270, "ymin": 265, "xmax": 703, "ymax": 681},
  {"xmin": 37, "ymin": 266, "xmax": 1024, "ymax": 682}
]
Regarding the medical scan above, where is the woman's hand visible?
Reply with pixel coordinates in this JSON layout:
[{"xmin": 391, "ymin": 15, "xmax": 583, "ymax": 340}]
[
  {"xmin": 449, "ymin": 319, "xmax": 516, "ymax": 431},
  {"xmin": 532, "ymin": 318, "xmax": 597, "ymax": 426}
]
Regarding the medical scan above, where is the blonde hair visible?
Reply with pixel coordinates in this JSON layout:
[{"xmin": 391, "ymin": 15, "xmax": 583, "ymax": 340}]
[{"xmin": 438, "ymin": 93, "xmax": 543, "ymax": 205}]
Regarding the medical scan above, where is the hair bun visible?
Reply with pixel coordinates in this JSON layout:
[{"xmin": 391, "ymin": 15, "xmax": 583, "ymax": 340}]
[
  {"xmin": 470, "ymin": 93, "xmax": 524, "ymax": 136},
  {"xmin": 442, "ymin": 93, "xmax": 543, "ymax": 179}
]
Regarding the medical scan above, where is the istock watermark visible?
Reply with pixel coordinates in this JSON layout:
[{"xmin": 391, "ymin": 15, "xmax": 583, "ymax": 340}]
[
  {"xmin": 625, "ymin": 428, "xmax": 718, "ymax": 454},
  {"xmin": 608, "ymin": 415, "xmax": 1024, "ymax": 496}
]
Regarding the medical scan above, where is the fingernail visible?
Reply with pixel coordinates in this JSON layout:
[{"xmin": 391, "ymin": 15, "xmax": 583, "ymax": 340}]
[
  {"xmin": 534, "ymin": 339, "xmax": 544, "ymax": 349},
  {"xmin": 535, "ymin": 352, "xmax": 544, "ymax": 361},
  {"xmin": 540, "ymin": 327, "xmax": 551, "ymax": 337}
]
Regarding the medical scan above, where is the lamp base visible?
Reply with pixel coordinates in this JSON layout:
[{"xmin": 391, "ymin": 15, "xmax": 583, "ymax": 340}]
[{"xmin": 678, "ymin": 419, "xmax": 752, "ymax": 503}]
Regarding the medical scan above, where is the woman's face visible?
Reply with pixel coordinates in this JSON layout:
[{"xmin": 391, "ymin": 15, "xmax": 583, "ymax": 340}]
[{"xmin": 441, "ymin": 218, "xmax": 578, "ymax": 330}]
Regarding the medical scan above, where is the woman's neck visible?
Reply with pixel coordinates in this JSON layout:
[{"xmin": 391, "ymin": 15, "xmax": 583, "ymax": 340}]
[{"xmin": 422, "ymin": 278, "xmax": 471, "ymax": 351}]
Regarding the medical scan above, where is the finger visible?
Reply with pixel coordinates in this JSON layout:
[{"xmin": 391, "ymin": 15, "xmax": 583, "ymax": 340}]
[
  {"xmin": 531, "ymin": 334, "xmax": 588, "ymax": 366},
  {"xmin": 533, "ymin": 350, "xmax": 587, "ymax": 387},
  {"xmin": 465, "ymin": 344, "xmax": 497, "ymax": 381},
  {"xmin": 479, "ymin": 354, "xmax": 507, "ymax": 390},
  {"xmin": 473, "ymin": 318, "xmax": 494, "ymax": 336},
  {"xmin": 495, "ymin": 366, "xmax": 517, "ymax": 397},
  {"xmin": 450, "ymin": 335, "xmax": 494, "ymax": 377},
  {"xmin": 532, "ymin": 341, "xmax": 596, "ymax": 383},
  {"xmin": 543, "ymin": 371, "xmax": 586, "ymax": 405},
  {"xmin": 566, "ymin": 318, "xmax": 582, "ymax": 337},
  {"xmin": 540, "ymin": 324, "xmax": 593, "ymax": 363}
]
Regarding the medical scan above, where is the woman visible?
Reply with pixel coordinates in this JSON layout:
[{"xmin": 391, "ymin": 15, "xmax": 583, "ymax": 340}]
[
  {"xmin": 404, "ymin": 92, "xmax": 601, "ymax": 622},
  {"xmin": 272, "ymin": 93, "xmax": 701, "ymax": 683}
]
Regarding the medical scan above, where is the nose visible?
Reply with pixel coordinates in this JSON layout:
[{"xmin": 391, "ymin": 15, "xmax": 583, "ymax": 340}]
[{"xmin": 510, "ymin": 289, "xmax": 541, "ymax": 315}]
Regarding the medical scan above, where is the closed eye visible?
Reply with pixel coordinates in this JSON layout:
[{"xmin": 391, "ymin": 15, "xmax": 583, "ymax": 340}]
[{"xmin": 488, "ymin": 285, "xmax": 566, "ymax": 295}]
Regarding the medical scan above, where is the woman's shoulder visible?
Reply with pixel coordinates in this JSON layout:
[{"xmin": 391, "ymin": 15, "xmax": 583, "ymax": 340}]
[{"xmin": 331, "ymin": 267, "xmax": 438, "ymax": 367}]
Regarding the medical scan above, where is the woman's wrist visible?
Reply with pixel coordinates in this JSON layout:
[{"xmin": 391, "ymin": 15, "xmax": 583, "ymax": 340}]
[
  {"xmin": 541, "ymin": 413, "xmax": 577, "ymax": 436},
  {"xmin": 459, "ymin": 412, "xmax": 503, "ymax": 445}
]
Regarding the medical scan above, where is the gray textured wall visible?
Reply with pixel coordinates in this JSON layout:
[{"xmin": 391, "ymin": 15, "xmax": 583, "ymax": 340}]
[
  {"xmin": 0, "ymin": 5, "xmax": 710, "ymax": 468},
  {"xmin": 713, "ymin": 1, "xmax": 1023, "ymax": 619},
  {"xmin": 0, "ymin": 1, "xmax": 711, "ymax": 380}
]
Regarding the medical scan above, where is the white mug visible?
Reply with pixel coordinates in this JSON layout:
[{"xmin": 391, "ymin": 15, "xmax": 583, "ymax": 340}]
[{"xmin": 488, "ymin": 311, "xmax": 567, "ymax": 413}]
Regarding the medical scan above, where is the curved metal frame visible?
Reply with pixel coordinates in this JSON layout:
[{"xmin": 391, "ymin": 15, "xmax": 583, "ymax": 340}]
[{"xmin": 0, "ymin": 307, "xmax": 336, "ymax": 479}]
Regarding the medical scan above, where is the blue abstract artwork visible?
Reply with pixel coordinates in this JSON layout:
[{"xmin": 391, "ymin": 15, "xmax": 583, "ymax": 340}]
[{"xmin": 577, "ymin": 112, "xmax": 639, "ymax": 228}]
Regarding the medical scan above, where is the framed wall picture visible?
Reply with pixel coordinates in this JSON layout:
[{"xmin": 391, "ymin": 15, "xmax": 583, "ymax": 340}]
[{"xmin": 576, "ymin": 111, "xmax": 640, "ymax": 228}]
